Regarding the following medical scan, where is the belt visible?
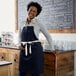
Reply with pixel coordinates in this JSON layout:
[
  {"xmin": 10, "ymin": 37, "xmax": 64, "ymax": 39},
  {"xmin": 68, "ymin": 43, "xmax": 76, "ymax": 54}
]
[{"xmin": 21, "ymin": 40, "xmax": 40, "ymax": 56}]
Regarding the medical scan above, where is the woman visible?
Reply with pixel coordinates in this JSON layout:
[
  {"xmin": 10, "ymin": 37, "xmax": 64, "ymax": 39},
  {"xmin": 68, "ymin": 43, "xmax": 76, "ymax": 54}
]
[{"xmin": 19, "ymin": 1, "xmax": 53, "ymax": 76}]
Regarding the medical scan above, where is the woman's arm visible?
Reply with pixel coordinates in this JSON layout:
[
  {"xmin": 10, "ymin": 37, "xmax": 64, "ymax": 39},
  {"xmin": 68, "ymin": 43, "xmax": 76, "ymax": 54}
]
[
  {"xmin": 18, "ymin": 23, "xmax": 25, "ymax": 50},
  {"xmin": 39, "ymin": 22, "xmax": 54, "ymax": 51}
]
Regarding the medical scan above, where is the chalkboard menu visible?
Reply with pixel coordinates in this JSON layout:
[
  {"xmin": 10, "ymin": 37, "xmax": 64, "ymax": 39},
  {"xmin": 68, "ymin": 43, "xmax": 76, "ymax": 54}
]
[{"xmin": 18, "ymin": 0, "xmax": 74, "ymax": 30}]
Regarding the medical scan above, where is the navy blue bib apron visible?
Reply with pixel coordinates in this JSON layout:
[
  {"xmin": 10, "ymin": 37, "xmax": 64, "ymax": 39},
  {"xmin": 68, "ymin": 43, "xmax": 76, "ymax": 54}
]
[{"xmin": 19, "ymin": 26, "xmax": 43, "ymax": 74}]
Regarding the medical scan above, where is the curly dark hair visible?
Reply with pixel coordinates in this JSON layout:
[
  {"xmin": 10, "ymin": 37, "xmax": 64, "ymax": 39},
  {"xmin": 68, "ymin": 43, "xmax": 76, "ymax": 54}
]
[{"xmin": 27, "ymin": 1, "xmax": 42, "ymax": 16}]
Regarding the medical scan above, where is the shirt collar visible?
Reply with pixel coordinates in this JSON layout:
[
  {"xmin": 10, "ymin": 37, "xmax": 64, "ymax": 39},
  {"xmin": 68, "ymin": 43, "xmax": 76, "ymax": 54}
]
[{"xmin": 24, "ymin": 17, "xmax": 37, "ymax": 24}]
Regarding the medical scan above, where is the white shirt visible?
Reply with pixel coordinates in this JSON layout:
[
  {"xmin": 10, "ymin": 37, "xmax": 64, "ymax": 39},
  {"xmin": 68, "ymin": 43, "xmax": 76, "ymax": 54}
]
[{"xmin": 19, "ymin": 18, "xmax": 53, "ymax": 50}]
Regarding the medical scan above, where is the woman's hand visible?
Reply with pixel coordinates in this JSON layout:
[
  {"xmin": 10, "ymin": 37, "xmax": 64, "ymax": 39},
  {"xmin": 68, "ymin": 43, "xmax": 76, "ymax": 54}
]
[
  {"xmin": 19, "ymin": 46, "xmax": 25, "ymax": 50},
  {"xmin": 52, "ymin": 50, "xmax": 59, "ymax": 55}
]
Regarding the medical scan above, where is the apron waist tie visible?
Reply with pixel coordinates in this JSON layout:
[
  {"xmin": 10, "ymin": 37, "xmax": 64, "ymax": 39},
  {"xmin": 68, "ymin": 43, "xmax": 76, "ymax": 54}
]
[{"xmin": 21, "ymin": 40, "xmax": 40, "ymax": 56}]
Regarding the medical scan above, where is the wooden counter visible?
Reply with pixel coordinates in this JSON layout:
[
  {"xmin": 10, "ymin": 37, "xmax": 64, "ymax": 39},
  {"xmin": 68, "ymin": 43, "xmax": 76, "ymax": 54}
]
[
  {"xmin": 0, "ymin": 47, "xmax": 20, "ymax": 76},
  {"xmin": 0, "ymin": 47, "xmax": 74, "ymax": 76},
  {"xmin": 42, "ymin": 51, "xmax": 74, "ymax": 76},
  {"xmin": 0, "ymin": 61, "xmax": 12, "ymax": 76}
]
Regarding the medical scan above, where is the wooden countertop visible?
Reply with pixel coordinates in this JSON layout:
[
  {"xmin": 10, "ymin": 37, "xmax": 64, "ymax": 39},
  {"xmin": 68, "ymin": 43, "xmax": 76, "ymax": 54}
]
[
  {"xmin": 0, "ymin": 46, "xmax": 19, "ymax": 50},
  {"xmin": 0, "ymin": 46, "xmax": 75, "ymax": 53}
]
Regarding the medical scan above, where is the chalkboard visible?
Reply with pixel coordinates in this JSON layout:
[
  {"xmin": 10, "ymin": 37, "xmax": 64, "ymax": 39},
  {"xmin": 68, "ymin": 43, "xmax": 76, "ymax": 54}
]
[{"xmin": 18, "ymin": 0, "xmax": 74, "ymax": 30}]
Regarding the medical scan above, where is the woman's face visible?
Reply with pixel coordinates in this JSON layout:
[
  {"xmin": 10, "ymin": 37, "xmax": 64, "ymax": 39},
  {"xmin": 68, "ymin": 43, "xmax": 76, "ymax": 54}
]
[{"xmin": 28, "ymin": 6, "xmax": 37, "ymax": 20}]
